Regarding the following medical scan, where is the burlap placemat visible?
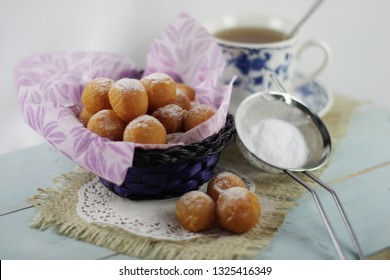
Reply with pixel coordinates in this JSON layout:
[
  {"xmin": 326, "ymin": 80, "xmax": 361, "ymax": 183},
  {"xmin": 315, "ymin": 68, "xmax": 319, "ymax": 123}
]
[{"xmin": 29, "ymin": 94, "xmax": 359, "ymax": 259}]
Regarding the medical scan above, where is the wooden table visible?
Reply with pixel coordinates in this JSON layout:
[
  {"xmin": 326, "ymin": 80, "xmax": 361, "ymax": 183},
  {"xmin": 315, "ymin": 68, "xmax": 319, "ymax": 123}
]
[{"xmin": 1, "ymin": 106, "xmax": 389, "ymax": 260}]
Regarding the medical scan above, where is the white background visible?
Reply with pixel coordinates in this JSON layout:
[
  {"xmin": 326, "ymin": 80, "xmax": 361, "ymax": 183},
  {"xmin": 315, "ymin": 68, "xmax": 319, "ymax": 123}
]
[
  {"xmin": 2, "ymin": 260, "xmax": 390, "ymax": 280},
  {"xmin": 1, "ymin": 0, "xmax": 389, "ymax": 155}
]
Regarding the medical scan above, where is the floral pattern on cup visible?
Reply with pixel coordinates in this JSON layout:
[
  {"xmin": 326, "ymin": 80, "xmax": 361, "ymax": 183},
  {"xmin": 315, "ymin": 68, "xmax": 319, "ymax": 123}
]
[
  {"xmin": 203, "ymin": 14, "xmax": 330, "ymax": 98},
  {"xmin": 220, "ymin": 43, "xmax": 293, "ymax": 93}
]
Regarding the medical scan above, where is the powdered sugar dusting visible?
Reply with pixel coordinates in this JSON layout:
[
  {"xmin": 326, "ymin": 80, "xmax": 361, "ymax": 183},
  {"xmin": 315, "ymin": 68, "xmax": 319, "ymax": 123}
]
[
  {"xmin": 143, "ymin": 72, "xmax": 172, "ymax": 81},
  {"xmin": 154, "ymin": 104, "xmax": 184, "ymax": 119},
  {"xmin": 179, "ymin": 191, "xmax": 213, "ymax": 208},
  {"xmin": 127, "ymin": 115, "xmax": 161, "ymax": 129},
  {"xmin": 224, "ymin": 187, "xmax": 249, "ymax": 200},
  {"xmin": 213, "ymin": 178, "xmax": 235, "ymax": 192},
  {"xmin": 246, "ymin": 118, "xmax": 310, "ymax": 169},
  {"xmin": 88, "ymin": 110, "xmax": 125, "ymax": 141},
  {"xmin": 210, "ymin": 172, "xmax": 245, "ymax": 193},
  {"xmin": 90, "ymin": 77, "xmax": 113, "ymax": 94},
  {"xmin": 113, "ymin": 78, "xmax": 145, "ymax": 92},
  {"xmin": 218, "ymin": 187, "xmax": 250, "ymax": 213},
  {"xmin": 142, "ymin": 72, "xmax": 175, "ymax": 86}
]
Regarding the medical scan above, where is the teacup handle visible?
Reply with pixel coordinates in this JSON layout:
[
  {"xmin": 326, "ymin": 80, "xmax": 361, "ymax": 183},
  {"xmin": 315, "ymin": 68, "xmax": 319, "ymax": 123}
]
[{"xmin": 291, "ymin": 39, "xmax": 330, "ymax": 89}]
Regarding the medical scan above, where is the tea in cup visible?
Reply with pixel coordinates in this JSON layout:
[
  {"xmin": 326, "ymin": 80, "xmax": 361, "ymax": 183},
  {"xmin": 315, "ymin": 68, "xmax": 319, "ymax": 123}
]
[{"xmin": 203, "ymin": 14, "xmax": 330, "ymax": 113}]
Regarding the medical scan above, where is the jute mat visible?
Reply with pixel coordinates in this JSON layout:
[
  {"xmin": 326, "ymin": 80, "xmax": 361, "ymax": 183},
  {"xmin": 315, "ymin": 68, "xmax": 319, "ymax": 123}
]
[{"xmin": 29, "ymin": 94, "xmax": 359, "ymax": 259}]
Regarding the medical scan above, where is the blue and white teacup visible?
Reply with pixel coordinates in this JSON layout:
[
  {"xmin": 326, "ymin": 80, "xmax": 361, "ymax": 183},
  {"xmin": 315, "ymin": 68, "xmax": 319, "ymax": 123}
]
[{"xmin": 203, "ymin": 14, "xmax": 329, "ymax": 114}]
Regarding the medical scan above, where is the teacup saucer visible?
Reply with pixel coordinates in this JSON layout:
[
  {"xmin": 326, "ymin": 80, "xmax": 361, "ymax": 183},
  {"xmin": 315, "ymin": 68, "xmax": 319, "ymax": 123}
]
[
  {"xmin": 291, "ymin": 78, "xmax": 332, "ymax": 117},
  {"xmin": 229, "ymin": 78, "xmax": 332, "ymax": 118}
]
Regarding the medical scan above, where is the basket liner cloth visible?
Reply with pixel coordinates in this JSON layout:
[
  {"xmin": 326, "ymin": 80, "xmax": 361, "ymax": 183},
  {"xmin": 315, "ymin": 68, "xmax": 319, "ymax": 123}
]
[{"xmin": 15, "ymin": 13, "xmax": 234, "ymax": 185}]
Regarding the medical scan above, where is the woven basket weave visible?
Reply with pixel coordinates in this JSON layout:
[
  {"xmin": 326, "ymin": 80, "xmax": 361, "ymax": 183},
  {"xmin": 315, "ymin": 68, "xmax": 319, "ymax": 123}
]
[{"xmin": 100, "ymin": 114, "xmax": 235, "ymax": 200}]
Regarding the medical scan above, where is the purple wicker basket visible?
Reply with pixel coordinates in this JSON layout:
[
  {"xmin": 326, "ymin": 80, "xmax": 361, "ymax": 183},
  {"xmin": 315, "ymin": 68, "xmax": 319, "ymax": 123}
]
[{"xmin": 99, "ymin": 114, "xmax": 235, "ymax": 200}]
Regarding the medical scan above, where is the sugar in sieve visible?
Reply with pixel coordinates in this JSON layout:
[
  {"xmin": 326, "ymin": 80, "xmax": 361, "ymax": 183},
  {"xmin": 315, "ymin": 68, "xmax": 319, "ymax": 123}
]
[{"xmin": 234, "ymin": 75, "xmax": 363, "ymax": 260}]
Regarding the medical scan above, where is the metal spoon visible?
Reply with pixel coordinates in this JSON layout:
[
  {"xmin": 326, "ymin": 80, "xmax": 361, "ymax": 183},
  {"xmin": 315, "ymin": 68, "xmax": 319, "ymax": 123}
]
[{"xmin": 284, "ymin": 0, "xmax": 325, "ymax": 39}]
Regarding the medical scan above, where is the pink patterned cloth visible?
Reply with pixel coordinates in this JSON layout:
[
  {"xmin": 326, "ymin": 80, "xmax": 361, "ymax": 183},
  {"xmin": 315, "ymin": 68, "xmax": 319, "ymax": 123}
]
[{"xmin": 15, "ymin": 13, "xmax": 234, "ymax": 185}]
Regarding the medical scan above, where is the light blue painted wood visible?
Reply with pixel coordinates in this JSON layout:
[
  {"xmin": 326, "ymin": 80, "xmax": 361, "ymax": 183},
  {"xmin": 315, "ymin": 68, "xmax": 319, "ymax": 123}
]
[
  {"xmin": 255, "ymin": 165, "xmax": 390, "ymax": 259},
  {"xmin": 256, "ymin": 108, "xmax": 390, "ymax": 259},
  {"xmin": 0, "ymin": 144, "xmax": 135, "ymax": 259},
  {"xmin": 0, "ymin": 144, "xmax": 76, "ymax": 215},
  {"xmin": 0, "ymin": 207, "xmax": 135, "ymax": 260},
  {"xmin": 321, "ymin": 108, "xmax": 390, "ymax": 182}
]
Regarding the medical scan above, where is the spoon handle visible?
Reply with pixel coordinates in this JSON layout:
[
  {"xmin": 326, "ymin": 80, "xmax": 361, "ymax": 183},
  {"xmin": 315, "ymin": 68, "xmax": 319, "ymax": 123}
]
[{"xmin": 285, "ymin": 0, "xmax": 325, "ymax": 39}]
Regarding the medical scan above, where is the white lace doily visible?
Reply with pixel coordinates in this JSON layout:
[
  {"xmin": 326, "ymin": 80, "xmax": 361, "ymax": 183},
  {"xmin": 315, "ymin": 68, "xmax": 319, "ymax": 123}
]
[{"xmin": 76, "ymin": 166, "xmax": 269, "ymax": 241}]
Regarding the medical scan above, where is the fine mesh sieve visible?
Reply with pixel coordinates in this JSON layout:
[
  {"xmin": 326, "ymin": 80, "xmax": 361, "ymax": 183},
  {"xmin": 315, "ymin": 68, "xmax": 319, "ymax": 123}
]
[{"xmin": 234, "ymin": 76, "xmax": 363, "ymax": 260}]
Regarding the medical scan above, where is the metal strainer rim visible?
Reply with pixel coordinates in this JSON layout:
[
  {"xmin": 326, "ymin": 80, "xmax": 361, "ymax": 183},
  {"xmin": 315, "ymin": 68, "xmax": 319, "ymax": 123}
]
[{"xmin": 235, "ymin": 91, "xmax": 332, "ymax": 172}]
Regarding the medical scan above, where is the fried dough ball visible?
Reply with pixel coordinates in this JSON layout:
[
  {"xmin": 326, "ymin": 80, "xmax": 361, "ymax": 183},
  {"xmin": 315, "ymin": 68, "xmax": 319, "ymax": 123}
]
[
  {"xmin": 81, "ymin": 77, "xmax": 113, "ymax": 114},
  {"xmin": 174, "ymin": 91, "xmax": 192, "ymax": 110},
  {"xmin": 176, "ymin": 83, "xmax": 196, "ymax": 101},
  {"xmin": 140, "ymin": 73, "xmax": 176, "ymax": 112},
  {"xmin": 151, "ymin": 104, "xmax": 185, "ymax": 134},
  {"xmin": 79, "ymin": 107, "xmax": 93, "ymax": 127},
  {"xmin": 87, "ymin": 110, "xmax": 127, "ymax": 141},
  {"xmin": 183, "ymin": 104, "xmax": 216, "ymax": 131},
  {"xmin": 207, "ymin": 172, "xmax": 247, "ymax": 202},
  {"xmin": 176, "ymin": 191, "xmax": 216, "ymax": 232},
  {"xmin": 108, "ymin": 78, "xmax": 148, "ymax": 122},
  {"xmin": 216, "ymin": 187, "xmax": 261, "ymax": 233},
  {"xmin": 123, "ymin": 115, "xmax": 167, "ymax": 144}
]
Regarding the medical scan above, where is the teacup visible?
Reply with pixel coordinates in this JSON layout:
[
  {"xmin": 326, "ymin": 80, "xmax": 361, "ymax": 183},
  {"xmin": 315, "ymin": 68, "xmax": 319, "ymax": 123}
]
[{"xmin": 203, "ymin": 14, "xmax": 330, "ymax": 114}]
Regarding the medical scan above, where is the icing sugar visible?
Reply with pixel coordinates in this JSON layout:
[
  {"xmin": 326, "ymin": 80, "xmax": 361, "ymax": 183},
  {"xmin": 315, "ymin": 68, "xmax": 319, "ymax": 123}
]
[
  {"xmin": 210, "ymin": 172, "xmax": 244, "ymax": 192},
  {"xmin": 90, "ymin": 77, "xmax": 113, "ymax": 94},
  {"xmin": 113, "ymin": 78, "xmax": 145, "ymax": 92},
  {"xmin": 246, "ymin": 118, "xmax": 309, "ymax": 169},
  {"xmin": 143, "ymin": 72, "xmax": 171, "ymax": 81},
  {"xmin": 217, "ymin": 187, "xmax": 249, "ymax": 213},
  {"xmin": 154, "ymin": 104, "xmax": 184, "ymax": 119},
  {"xmin": 142, "ymin": 72, "xmax": 173, "ymax": 86},
  {"xmin": 180, "ymin": 191, "xmax": 211, "ymax": 208},
  {"xmin": 127, "ymin": 115, "xmax": 161, "ymax": 130}
]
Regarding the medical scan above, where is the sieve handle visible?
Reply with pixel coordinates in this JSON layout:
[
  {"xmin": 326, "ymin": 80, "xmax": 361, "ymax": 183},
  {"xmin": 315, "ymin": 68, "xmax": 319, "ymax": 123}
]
[
  {"xmin": 270, "ymin": 74, "xmax": 287, "ymax": 93},
  {"xmin": 304, "ymin": 171, "xmax": 364, "ymax": 260},
  {"xmin": 285, "ymin": 170, "xmax": 346, "ymax": 260}
]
